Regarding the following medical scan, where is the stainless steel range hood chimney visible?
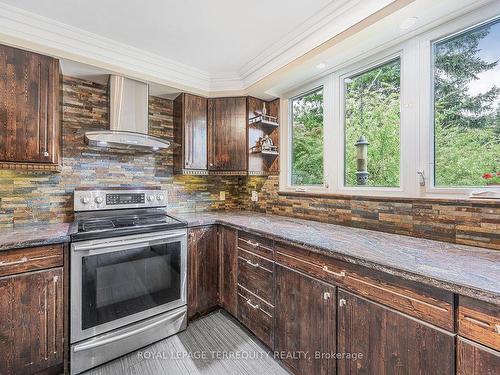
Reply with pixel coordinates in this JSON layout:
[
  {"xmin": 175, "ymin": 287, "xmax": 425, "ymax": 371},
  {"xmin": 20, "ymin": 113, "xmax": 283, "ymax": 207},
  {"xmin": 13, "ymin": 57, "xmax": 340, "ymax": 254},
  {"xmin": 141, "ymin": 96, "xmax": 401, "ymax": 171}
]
[{"xmin": 84, "ymin": 75, "xmax": 170, "ymax": 152}]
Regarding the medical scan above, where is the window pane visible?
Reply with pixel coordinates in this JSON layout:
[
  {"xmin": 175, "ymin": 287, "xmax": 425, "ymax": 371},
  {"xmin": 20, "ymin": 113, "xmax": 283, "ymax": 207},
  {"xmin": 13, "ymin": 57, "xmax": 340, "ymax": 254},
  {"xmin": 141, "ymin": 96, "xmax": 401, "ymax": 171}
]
[
  {"xmin": 291, "ymin": 88, "xmax": 324, "ymax": 185},
  {"xmin": 433, "ymin": 19, "xmax": 500, "ymax": 187},
  {"xmin": 344, "ymin": 58, "xmax": 401, "ymax": 187}
]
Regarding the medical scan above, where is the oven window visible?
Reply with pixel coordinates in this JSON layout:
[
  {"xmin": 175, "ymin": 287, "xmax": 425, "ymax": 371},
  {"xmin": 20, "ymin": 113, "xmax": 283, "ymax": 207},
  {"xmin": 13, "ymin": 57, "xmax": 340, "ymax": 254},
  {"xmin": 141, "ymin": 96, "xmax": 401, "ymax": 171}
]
[{"xmin": 81, "ymin": 241, "xmax": 181, "ymax": 330}]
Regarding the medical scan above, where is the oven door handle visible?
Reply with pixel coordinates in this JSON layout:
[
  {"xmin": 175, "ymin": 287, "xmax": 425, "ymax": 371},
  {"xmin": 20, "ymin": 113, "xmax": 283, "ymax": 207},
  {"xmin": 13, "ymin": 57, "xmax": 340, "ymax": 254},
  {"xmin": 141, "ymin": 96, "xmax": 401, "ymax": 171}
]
[
  {"xmin": 72, "ymin": 232, "xmax": 185, "ymax": 252},
  {"xmin": 72, "ymin": 308, "xmax": 186, "ymax": 352}
]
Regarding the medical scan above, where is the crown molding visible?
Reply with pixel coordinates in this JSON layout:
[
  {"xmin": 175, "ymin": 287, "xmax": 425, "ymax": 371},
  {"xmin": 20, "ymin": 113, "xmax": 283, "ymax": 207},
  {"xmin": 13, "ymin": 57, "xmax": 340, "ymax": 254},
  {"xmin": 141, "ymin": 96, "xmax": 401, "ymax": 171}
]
[
  {"xmin": 238, "ymin": 0, "xmax": 396, "ymax": 86},
  {"xmin": 0, "ymin": 0, "xmax": 397, "ymax": 95},
  {"xmin": 0, "ymin": 2, "xmax": 212, "ymax": 93}
]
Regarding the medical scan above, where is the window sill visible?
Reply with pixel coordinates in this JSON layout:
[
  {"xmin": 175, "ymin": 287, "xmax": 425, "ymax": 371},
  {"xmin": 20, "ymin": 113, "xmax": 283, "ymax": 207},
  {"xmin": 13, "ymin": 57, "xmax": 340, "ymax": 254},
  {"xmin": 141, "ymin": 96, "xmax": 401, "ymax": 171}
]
[{"xmin": 277, "ymin": 191, "xmax": 500, "ymax": 206}]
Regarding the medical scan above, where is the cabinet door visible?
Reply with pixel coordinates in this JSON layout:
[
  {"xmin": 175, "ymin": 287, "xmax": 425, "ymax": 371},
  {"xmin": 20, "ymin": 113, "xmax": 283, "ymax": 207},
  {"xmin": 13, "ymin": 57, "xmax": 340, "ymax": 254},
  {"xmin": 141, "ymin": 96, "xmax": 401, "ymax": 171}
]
[
  {"xmin": 0, "ymin": 44, "xmax": 60, "ymax": 164},
  {"xmin": 337, "ymin": 289, "xmax": 455, "ymax": 375},
  {"xmin": 0, "ymin": 268, "xmax": 64, "ymax": 374},
  {"xmin": 275, "ymin": 265, "xmax": 336, "ymax": 375},
  {"xmin": 184, "ymin": 94, "xmax": 207, "ymax": 170},
  {"xmin": 187, "ymin": 226, "xmax": 219, "ymax": 319},
  {"xmin": 219, "ymin": 226, "xmax": 238, "ymax": 317},
  {"xmin": 208, "ymin": 97, "xmax": 247, "ymax": 171},
  {"xmin": 457, "ymin": 337, "xmax": 500, "ymax": 375}
]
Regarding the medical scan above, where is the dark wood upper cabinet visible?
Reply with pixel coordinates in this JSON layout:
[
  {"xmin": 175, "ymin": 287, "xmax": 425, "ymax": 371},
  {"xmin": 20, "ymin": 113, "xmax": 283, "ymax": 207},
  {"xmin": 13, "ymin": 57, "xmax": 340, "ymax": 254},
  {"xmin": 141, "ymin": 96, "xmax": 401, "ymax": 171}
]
[
  {"xmin": 208, "ymin": 97, "xmax": 247, "ymax": 172},
  {"xmin": 219, "ymin": 226, "xmax": 238, "ymax": 317},
  {"xmin": 457, "ymin": 337, "xmax": 500, "ymax": 375},
  {"xmin": 337, "ymin": 289, "xmax": 455, "ymax": 375},
  {"xmin": 187, "ymin": 226, "xmax": 219, "ymax": 320},
  {"xmin": 173, "ymin": 93, "xmax": 208, "ymax": 173},
  {"xmin": 275, "ymin": 265, "xmax": 336, "ymax": 375},
  {"xmin": 0, "ymin": 44, "xmax": 61, "ymax": 170},
  {"xmin": 0, "ymin": 268, "xmax": 64, "ymax": 375}
]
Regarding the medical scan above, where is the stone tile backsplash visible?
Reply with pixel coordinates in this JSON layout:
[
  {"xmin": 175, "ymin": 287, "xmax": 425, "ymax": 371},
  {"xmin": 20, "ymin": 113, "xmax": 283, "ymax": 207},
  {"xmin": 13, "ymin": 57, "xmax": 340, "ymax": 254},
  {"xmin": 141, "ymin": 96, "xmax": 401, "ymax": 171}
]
[{"xmin": 0, "ymin": 76, "xmax": 498, "ymax": 251}]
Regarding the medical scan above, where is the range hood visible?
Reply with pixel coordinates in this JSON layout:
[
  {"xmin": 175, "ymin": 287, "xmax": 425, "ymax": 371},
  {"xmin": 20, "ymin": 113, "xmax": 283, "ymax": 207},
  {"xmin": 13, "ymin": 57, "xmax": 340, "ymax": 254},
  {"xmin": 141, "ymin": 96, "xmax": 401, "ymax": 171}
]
[{"xmin": 84, "ymin": 75, "xmax": 170, "ymax": 152}]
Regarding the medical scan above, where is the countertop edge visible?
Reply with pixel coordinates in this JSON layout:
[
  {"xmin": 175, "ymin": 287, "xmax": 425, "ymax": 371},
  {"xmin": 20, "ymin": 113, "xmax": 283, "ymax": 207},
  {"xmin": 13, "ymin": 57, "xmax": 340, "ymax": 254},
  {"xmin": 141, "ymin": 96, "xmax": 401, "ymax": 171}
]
[{"xmin": 185, "ymin": 217, "xmax": 500, "ymax": 305}]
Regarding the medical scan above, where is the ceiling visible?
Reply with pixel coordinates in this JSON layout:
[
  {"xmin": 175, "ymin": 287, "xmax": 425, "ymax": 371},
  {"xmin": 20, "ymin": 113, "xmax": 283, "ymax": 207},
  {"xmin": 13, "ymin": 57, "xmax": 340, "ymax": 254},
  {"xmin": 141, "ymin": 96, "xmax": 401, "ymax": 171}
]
[
  {"xmin": 1, "ymin": 0, "xmax": 332, "ymax": 74},
  {"xmin": 0, "ymin": 0, "xmax": 398, "ymax": 95}
]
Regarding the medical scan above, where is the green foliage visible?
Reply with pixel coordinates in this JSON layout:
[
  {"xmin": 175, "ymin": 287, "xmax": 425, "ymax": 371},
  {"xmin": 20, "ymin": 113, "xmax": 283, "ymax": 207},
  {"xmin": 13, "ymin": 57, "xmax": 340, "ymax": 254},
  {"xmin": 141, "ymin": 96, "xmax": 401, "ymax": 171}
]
[
  {"xmin": 291, "ymin": 89, "xmax": 324, "ymax": 185},
  {"xmin": 290, "ymin": 20, "xmax": 500, "ymax": 189},
  {"xmin": 434, "ymin": 21, "xmax": 500, "ymax": 187},
  {"xmin": 345, "ymin": 59, "xmax": 401, "ymax": 187}
]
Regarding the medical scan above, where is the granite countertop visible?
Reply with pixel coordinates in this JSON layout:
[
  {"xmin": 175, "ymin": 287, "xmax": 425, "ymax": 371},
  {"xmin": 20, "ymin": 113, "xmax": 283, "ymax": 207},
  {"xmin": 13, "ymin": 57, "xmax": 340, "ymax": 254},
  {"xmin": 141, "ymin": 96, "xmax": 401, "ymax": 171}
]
[
  {"xmin": 0, "ymin": 223, "xmax": 73, "ymax": 251},
  {"xmin": 174, "ymin": 211, "xmax": 500, "ymax": 304}
]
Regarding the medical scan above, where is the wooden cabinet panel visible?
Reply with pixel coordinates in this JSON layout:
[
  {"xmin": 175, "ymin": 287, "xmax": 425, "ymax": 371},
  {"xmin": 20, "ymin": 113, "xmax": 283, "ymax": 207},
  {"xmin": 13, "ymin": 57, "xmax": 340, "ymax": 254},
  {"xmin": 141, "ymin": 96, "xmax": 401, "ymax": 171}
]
[
  {"xmin": 276, "ymin": 242, "xmax": 454, "ymax": 331},
  {"xmin": 238, "ymin": 231, "xmax": 274, "ymax": 260},
  {"xmin": 0, "ymin": 268, "xmax": 64, "ymax": 375},
  {"xmin": 0, "ymin": 244, "xmax": 63, "ymax": 277},
  {"xmin": 219, "ymin": 226, "xmax": 238, "ymax": 317},
  {"xmin": 238, "ymin": 248, "xmax": 274, "ymax": 304},
  {"xmin": 0, "ymin": 44, "xmax": 60, "ymax": 167},
  {"xmin": 173, "ymin": 93, "xmax": 208, "ymax": 172},
  {"xmin": 187, "ymin": 226, "xmax": 219, "ymax": 320},
  {"xmin": 237, "ymin": 285, "xmax": 274, "ymax": 349},
  {"xmin": 208, "ymin": 97, "xmax": 247, "ymax": 171},
  {"xmin": 458, "ymin": 295, "xmax": 500, "ymax": 351},
  {"xmin": 457, "ymin": 337, "xmax": 500, "ymax": 375},
  {"xmin": 275, "ymin": 265, "xmax": 336, "ymax": 375},
  {"xmin": 337, "ymin": 289, "xmax": 455, "ymax": 375}
]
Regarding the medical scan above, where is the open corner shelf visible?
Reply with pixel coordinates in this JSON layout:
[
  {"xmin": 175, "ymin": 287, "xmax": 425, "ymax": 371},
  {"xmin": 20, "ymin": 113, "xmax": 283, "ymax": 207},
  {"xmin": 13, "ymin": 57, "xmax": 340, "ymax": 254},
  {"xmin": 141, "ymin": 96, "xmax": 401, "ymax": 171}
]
[{"xmin": 249, "ymin": 114, "xmax": 279, "ymax": 130}]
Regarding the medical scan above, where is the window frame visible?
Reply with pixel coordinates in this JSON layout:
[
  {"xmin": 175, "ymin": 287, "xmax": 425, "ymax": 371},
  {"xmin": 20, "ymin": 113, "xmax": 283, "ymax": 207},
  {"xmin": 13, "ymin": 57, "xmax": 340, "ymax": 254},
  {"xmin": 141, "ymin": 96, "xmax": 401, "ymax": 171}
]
[
  {"xmin": 280, "ymin": 76, "xmax": 332, "ymax": 193},
  {"xmin": 280, "ymin": 4, "xmax": 500, "ymax": 199},
  {"xmin": 418, "ymin": 12, "xmax": 500, "ymax": 197}
]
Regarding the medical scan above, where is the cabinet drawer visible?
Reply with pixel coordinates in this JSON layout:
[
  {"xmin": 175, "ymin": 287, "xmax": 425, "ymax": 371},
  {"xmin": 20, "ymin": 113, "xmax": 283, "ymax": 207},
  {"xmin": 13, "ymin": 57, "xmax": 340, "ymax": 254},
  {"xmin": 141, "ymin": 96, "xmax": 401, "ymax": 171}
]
[
  {"xmin": 459, "ymin": 296, "xmax": 500, "ymax": 351},
  {"xmin": 238, "ymin": 249, "xmax": 274, "ymax": 304},
  {"xmin": 237, "ymin": 285, "xmax": 274, "ymax": 349},
  {"xmin": 238, "ymin": 232, "xmax": 274, "ymax": 260},
  {"xmin": 276, "ymin": 242, "xmax": 454, "ymax": 331},
  {"xmin": 0, "ymin": 244, "xmax": 63, "ymax": 277}
]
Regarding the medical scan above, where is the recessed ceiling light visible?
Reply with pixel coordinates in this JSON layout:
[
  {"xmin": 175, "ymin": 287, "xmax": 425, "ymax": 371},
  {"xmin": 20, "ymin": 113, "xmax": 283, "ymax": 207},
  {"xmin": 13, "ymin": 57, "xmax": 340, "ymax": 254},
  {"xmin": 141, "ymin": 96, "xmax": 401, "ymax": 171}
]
[
  {"xmin": 399, "ymin": 17, "xmax": 418, "ymax": 30},
  {"xmin": 316, "ymin": 63, "xmax": 326, "ymax": 69}
]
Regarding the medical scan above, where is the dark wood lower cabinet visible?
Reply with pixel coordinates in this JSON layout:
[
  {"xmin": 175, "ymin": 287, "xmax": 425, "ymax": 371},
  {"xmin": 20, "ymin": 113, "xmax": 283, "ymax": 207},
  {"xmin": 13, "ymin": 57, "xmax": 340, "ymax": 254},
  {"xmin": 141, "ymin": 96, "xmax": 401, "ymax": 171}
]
[
  {"xmin": 275, "ymin": 265, "xmax": 336, "ymax": 375},
  {"xmin": 337, "ymin": 289, "xmax": 455, "ymax": 375},
  {"xmin": 188, "ymin": 226, "xmax": 219, "ymax": 319},
  {"xmin": 457, "ymin": 337, "xmax": 500, "ymax": 375},
  {"xmin": 219, "ymin": 226, "xmax": 238, "ymax": 317},
  {"xmin": 0, "ymin": 268, "xmax": 64, "ymax": 375}
]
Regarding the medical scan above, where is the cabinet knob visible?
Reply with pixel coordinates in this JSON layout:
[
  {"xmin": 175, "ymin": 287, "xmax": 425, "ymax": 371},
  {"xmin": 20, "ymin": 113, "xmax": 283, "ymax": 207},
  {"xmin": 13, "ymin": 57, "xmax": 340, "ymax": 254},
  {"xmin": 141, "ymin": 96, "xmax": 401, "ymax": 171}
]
[
  {"xmin": 209, "ymin": 163, "xmax": 213, "ymax": 167},
  {"xmin": 323, "ymin": 292, "xmax": 331, "ymax": 300},
  {"xmin": 496, "ymin": 324, "xmax": 500, "ymax": 335},
  {"xmin": 339, "ymin": 298, "xmax": 347, "ymax": 307},
  {"xmin": 43, "ymin": 151, "xmax": 49, "ymax": 157}
]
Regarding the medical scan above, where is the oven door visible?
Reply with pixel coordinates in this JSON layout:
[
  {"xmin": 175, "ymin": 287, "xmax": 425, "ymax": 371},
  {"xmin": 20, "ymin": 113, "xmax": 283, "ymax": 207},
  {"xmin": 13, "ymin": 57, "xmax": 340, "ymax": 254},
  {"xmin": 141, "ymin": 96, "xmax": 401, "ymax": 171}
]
[{"xmin": 70, "ymin": 229, "xmax": 187, "ymax": 343}]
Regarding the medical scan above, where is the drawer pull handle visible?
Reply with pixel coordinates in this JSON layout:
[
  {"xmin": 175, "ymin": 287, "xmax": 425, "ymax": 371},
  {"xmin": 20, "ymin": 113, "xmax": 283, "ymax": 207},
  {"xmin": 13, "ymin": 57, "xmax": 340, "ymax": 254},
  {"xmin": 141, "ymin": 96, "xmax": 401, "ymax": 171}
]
[
  {"xmin": 246, "ymin": 240, "xmax": 260, "ymax": 247},
  {"xmin": 496, "ymin": 324, "xmax": 500, "ymax": 335},
  {"xmin": 247, "ymin": 299, "xmax": 259, "ymax": 310},
  {"xmin": 246, "ymin": 259, "xmax": 260, "ymax": 268},
  {"xmin": 0, "ymin": 257, "xmax": 28, "ymax": 267},
  {"xmin": 322, "ymin": 266, "xmax": 346, "ymax": 277}
]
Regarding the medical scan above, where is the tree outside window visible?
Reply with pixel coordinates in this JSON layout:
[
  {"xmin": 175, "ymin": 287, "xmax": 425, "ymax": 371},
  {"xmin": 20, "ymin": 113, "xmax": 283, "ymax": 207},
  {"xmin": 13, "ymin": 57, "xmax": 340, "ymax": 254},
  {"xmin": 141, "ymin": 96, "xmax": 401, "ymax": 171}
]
[{"xmin": 433, "ymin": 19, "xmax": 500, "ymax": 187}]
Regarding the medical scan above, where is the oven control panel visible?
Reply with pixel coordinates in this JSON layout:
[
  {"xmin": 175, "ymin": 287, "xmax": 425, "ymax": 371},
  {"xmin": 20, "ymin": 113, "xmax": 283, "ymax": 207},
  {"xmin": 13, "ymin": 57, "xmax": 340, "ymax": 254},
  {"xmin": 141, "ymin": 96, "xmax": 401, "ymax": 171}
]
[
  {"xmin": 106, "ymin": 193, "xmax": 145, "ymax": 205},
  {"xmin": 74, "ymin": 188, "xmax": 166, "ymax": 211}
]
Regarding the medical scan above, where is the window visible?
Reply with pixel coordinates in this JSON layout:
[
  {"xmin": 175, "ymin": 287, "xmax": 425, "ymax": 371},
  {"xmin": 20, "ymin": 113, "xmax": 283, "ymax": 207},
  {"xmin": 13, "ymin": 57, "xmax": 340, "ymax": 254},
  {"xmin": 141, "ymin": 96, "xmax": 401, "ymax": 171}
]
[
  {"xmin": 433, "ymin": 18, "xmax": 500, "ymax": 188},
  {"xmin": 281, "ymin": 4, "xmax": 500, "ymax": 198},
  {"xmin": 344, "ymin": 58, "xmax": 401, "ymax": 187},
  {"xmin": 290, "ymin": 87, "xmax": 324, "ymax": 186}
]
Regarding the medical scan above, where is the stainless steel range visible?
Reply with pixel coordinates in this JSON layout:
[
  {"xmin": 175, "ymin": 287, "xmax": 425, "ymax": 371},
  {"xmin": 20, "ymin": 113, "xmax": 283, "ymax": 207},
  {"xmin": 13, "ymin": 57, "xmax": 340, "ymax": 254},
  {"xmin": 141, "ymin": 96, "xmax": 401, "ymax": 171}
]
[{"xmin": 70, "ymin": 187, "xmax": 187, "ymax": 374}]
